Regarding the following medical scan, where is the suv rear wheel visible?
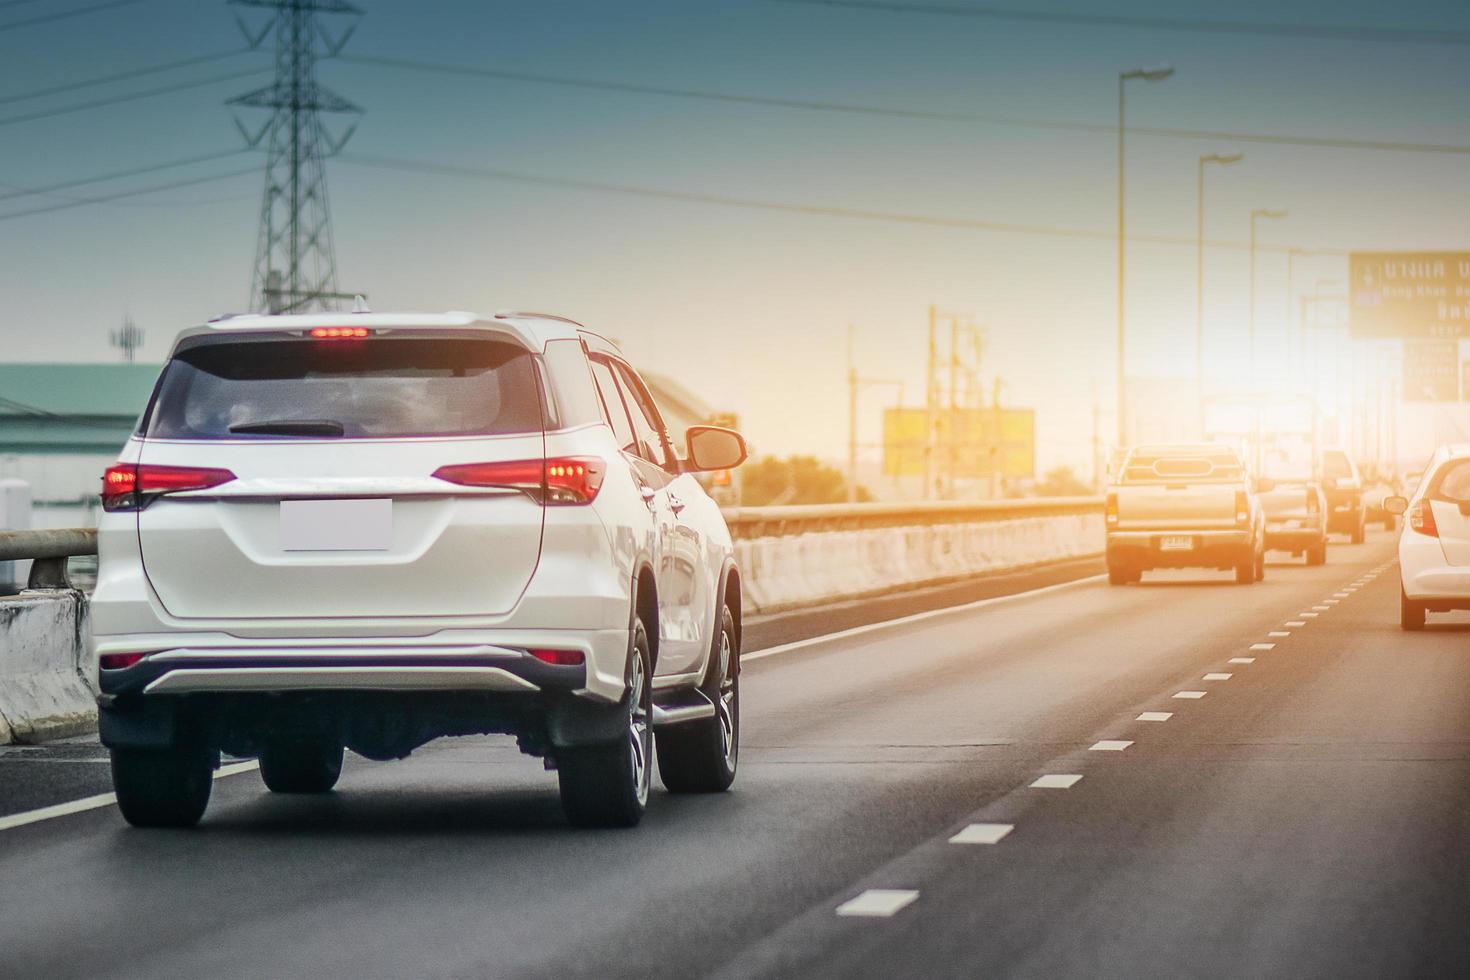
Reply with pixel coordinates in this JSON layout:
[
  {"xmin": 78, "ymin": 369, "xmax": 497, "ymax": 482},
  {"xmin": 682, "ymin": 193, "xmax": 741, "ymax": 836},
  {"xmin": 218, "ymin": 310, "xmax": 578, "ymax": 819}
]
[
  {"xmin": 111, "ymin": 745, "xmax": 213, "ymax": 828},
  {"xmin": 658, "ymin": 604, "xmax": 739, "ymax": 793},
  {"xmin": 259, "ymin": 738, "xmax": 344, "ymax": 794},
  {"xmin": 558, "ymin": 618, "xmax": 652, "ymax": 827},
  {"xmin": 1306, "ymin": 540, "xmax": 1327, "ymax": 566},
  {"xmin": 1234, "ymin": 551, "xmax": 1255, "ymax": 584}
]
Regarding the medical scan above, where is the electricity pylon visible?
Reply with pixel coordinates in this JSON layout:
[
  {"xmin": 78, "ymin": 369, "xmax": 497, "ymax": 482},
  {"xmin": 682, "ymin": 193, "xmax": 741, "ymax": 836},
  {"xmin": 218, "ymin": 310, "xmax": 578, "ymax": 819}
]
[{"xmin": 228, "ymin": 0, "xmax": 363, "ymax": 314}]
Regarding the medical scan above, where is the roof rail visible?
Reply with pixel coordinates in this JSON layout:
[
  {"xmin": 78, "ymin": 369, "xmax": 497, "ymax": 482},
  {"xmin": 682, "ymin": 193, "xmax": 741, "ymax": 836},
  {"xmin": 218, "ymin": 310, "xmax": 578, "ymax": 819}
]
[
  {"xmin": 493, "ymin": 310, "xmax": 586, "ymax": 327},
  {"xmin": 207, "ymin": 312, "xmax": 250, "ymax": 323}
]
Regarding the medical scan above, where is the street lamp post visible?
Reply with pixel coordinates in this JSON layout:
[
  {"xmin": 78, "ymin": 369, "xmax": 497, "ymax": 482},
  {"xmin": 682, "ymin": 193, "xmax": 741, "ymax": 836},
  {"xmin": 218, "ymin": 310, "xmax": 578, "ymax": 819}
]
[
  {"xmin": 1248, "ymin": 208, "xmax": 1287, "ymax": 378},
  {"xmin": 1117, "ymin": 64, "xmax": 1174, "ymax": 450},
  {"xmin": 1197, "ymin": 152, "xmax": 1243, "ymax": 434}
]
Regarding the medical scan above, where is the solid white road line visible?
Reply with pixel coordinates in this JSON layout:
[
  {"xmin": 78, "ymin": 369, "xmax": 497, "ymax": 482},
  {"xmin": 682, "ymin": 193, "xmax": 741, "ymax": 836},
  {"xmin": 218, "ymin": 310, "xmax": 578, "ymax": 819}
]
[
  {"xmin": 1250, "ymin": 643, "xmax": 1276, "ymax": 651},
  {"xmin": 743, "ymin": 574, "xmax": 1105, "ymax": 663},
  {"xmin": 836, "ymin": 889, "xmax": 920, "ymax": 917},
  {"xmin": 1137, "ymin": 712, "xmax": 1173, "ymax": 722},
  {"xmin": 0, "ymin": 760, "xmax": 259, "ymax": 833},
  {"xmin": 1089, "ymin": 740, "xmax": 1133, "ymax": 751},
  {"xmin": 1174, "ymin": 690, "xmax": 1207, "ymax": 699},
  {"xmin": 949, "ymin": 823, "xmax": 1014, "ymax": 845},
  {"xmin": 1031, "ymin": 774, "xmax": 1083, "ymax": 789},
  {"xmin": 1229, "ymin": 657, "xmax": 1256, "ymax": 664},
  {"xmin": 1203, "ymin": 673, "xmax": 1233, "ymax": 681}
]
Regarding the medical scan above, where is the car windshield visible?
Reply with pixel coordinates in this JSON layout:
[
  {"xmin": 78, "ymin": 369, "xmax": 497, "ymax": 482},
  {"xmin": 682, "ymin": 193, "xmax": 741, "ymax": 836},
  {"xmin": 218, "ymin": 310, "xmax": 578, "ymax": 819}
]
[
  {"xmin": 1121, "ymin": 450, "xmax": 1245, "ymax": 484},
  {"xmin": 144, "ymin": 336, "xmax": 543, "ymax": 440}
]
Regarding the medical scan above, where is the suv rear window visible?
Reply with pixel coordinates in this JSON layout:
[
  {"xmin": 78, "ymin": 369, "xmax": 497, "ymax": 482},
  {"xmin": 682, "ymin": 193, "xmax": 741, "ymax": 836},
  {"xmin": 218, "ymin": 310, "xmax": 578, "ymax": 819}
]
[{"xmin": 144, "ymin": 337, "xmax": 542, "ymax": 440}]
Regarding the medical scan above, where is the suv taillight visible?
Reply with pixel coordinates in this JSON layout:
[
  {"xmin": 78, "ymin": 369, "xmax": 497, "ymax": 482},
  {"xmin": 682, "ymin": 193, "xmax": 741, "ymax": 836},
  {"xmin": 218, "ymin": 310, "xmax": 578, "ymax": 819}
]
[
  {"xmin": 102, "ymin": 463, "xmax": 237, "ymax": 512},
  {"xmin": 432, "ymin": 457, "xmax": 606, "ymax": 505},
  {"xmin": 1409, "ymin": 500, "xmax": 1439, "ymax": 537},
  {"xmin": 1235, "ymin": 490, "xmax": 1250, "ymax": 526}
]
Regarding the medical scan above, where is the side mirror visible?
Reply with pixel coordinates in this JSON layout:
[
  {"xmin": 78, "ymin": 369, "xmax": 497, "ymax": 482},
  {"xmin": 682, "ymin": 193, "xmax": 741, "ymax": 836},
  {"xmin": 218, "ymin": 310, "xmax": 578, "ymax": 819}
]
[
  {"xmin": 1254, "ymin": 477, "xmax": 1275, "ymax": 493},
  {"xmin": 685, "ymin": 425, "xmax": 747, "ymax": 472},
  {"xmin": 1383, "ymin": 495, "xmax": 1408, "ymax": 516}
]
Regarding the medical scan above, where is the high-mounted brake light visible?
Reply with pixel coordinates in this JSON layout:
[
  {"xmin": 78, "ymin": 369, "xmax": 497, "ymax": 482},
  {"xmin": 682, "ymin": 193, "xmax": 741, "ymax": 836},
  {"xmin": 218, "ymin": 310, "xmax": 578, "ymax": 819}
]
[
  {"xmin": 102, "ymin": 463, "xmax": 237, "ymax": 512},
  {"xmin": 1409, "ymin": 500, "xmax": 1439, "ymax": 538},
  {"xmin": 309, "ymin": 326, "xmax": 370, "ymax": 339},
  {"xmin": 432, "ymin": 457, "xmax": 605, "ymax": 505}
]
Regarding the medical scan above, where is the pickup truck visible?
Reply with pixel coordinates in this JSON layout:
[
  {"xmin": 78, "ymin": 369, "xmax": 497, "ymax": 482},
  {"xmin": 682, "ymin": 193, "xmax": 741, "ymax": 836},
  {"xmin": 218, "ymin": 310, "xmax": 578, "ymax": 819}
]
[{"xmin": 1106, "ymin": 443, "xmax": 1266, "ymax": 585}]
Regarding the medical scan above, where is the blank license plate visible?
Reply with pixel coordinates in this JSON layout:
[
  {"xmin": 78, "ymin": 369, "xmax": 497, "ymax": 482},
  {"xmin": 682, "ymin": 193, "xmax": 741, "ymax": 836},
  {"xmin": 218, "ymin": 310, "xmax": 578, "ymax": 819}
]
[
  {"xmin": 1159, "ymin": 535, "xmax": 1194, "ymax": 552},
  {"xmin": 280, "ymin": 499, "xmax": 392, "ymax": 551}
]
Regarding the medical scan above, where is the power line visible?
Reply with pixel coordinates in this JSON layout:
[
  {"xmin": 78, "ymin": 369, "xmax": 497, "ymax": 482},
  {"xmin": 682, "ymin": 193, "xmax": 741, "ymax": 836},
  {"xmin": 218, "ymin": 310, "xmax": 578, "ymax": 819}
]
[
  {"xmin": 770, "ymin": 0, "xmax": 1470, "ymax": 47},
  {"xmin": 0, "ymin": 49, "xmax": 251, "ymax": 108},
  {"xmin": 0, "ymin": 0, "xmax": 143, "ymax": 33},
  {"xmin": 0, "ymin": 67, "xmax": 268, "ymax": 129},
  {"xmin": 0, "ymin": 394, "xmax": 141, "ymax": 430},
  {"xmin": 0, "ymin": 166, "xmax": 258, "ymax": 222},
  {"xmin": 343, "ymin": 54, "xmax": 1470, "ymax": 157},
  {"xmin": 338, "ymin": 151, "xmax": 1349, "ymax": 256},
  {"xmin": 0, "ymin": 149, "xmax": 248, "ymax": 204}
]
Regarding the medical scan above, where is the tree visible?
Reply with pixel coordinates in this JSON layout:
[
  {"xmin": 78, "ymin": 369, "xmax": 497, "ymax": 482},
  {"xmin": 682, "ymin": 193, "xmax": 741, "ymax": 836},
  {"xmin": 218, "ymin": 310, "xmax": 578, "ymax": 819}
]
[
  {"xmin": 1036, "ymin": 465, "xmax": 1091, "ymax": 497},
  {"xmin": 740, "ymin": 455, "xmax": 870, "ymax": 505}
]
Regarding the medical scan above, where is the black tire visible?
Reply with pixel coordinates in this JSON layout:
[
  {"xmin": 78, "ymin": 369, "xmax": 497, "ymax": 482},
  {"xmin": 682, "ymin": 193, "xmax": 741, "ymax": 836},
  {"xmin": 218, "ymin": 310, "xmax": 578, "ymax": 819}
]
[
  {"xmin": 1107, "ymin": 562, "xmax": 1128, "ymax": 586},
  {"xmin": 1306, "ymin": 540, "xmax": 1327, "ymax": 566},
  {"xmin": 1235, "ymin": 551, "xmax": 1255, "ymax": 584},
  {"xmin": 558, "ymin": 618, "xmax": 653, "ymax": 828},
  {"xmin": 259, "ymin": 739, "xmax": 343, "ymax": 794},
  {"xmin": 1254, "ymin": 547, "xmax": 1266, "ymax": 582},
  {"xmin": 1401, "ymin": 590, "xmax": 1426, "ymax": 631},
  {"xmin": 1351, "ymin": 517, "xmax": 1365, "ymax": 544},
  {"xmin": 111, "ymin": 745, "xmax": 213, "ymax": 828},
  {"xmin": 658, "ymin": 605, "xmax": 739, "ymax": 794}
]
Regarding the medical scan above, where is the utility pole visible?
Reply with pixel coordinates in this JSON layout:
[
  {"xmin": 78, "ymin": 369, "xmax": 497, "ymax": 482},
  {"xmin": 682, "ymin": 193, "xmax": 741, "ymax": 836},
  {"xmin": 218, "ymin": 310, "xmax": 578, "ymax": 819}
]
[
  {"xmin": 109, "ymin": 317, "xmax": 145, "ymax": 363},
  {"xmin": 924, "ymin": 304, "xmax": 937, "ymax": 500},
  {"xmin": 947, "ymin": 316, "xmax": 959, "ymax": 499},
  {"xmin": 847, "ymin": 325, "xmax": 858, "ymax": 504},
  {"xmin": 229, "ymin": 0, "xmax": 364, "ymax": 314}
]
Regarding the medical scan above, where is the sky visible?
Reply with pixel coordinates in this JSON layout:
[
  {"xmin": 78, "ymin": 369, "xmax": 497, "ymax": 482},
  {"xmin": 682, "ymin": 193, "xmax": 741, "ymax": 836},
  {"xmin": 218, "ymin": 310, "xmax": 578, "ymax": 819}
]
[{"xmin": 2, "ymin": 0, "xmax": 1470, "ymax": 478}]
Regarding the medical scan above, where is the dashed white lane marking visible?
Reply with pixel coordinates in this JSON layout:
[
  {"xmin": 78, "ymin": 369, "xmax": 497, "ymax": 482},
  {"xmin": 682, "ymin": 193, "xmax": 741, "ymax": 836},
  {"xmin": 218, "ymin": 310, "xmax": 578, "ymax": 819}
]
[
  {"xmin": 0, "ymin": 760, "xmax": 259, "ymax": 833},
  {"xmin": 1203, "ymin": 672, "xmax": 1233, "ymax": 681},
  {"xmin": 950, "ymin": 823, "xmax": 1014, "ymax": 845},
  {"xmin": 1323, "ymin": 599, "xmax": 1340, "ymax": 605},
  {"xmin": 1174, "ymin": 690, "xmax": 1207, "ymax": 699},
  {"xmin": 1285, "ymin": 620, "xmax": 1308, "ymax": 627},
  {"xmin": 1229, "ymin": 657, "xmax": 1256, "ymax": 664},
  {"xmin": 1031, "ymin": 774, "xmax": 1083, "ymax": 789},
  {"xmin": 1335, "ymin": 592, "xmax": 1351, "ymax": 597},
  {"xmin": 1312, "ymin": 605, "xmax": 1331, "ymax": 611},
  {"xmin": 1090, "ymin": 740, "xmax": 1133, "ymax": 751},
  {"xmin": 1137, "ymin": 711, "xmax": 1173, "ymax": 722},
  {"xmin": 744, "ymin": 574, "xmax": 1105, "ymax": 662},
  {"xmin": 1250, "ymin": 643, "xmax": 1276, "ymax": 651},
  {"xmin": 1268, "ymin": 631, "xmax": 1290, "ymax": 637},
  {"xmin": 1299, "ymin": 612, "xmax": 1319, "ymax": 618},
  {"xmin": 836, "ymin": 889, "xmax": 920, "ymax": 917}
]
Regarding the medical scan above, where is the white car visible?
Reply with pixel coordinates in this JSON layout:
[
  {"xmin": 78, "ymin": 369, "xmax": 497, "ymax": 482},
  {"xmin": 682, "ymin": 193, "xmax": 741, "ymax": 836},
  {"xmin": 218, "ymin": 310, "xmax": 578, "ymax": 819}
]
[
  {"xmin": 1387, "ymin": 443, "xmax": 1470, "ymax": 630},
  {"xmin": 92, "ymin": 311, "xmax": 748, "ymax": 828}
]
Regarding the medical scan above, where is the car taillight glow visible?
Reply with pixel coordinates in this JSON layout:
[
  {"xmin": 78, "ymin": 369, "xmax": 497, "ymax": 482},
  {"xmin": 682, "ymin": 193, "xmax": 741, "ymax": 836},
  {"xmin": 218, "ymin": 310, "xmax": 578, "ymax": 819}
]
[
  {"xmin": 102, "ymin": 463, "xmax": 237, "ymax": 512},
  {"xmin": 432, "ymin": 457, "xmax": 605, "ymax": 505},
  {"xmin": 309, "ymin": 327, "xmax": 370, "ymax": 339},
  {"xmin": 1235, "ymin": 490, "xmax": 1250, "ymax": 526},
  {"xmin": 1105, "ymin": 492, "xmax": 1119, "ymax": 525},
  {"xmin": 1410, "ymin": 500, "xmax": 1439, "ymax": 537},
  {"xmin": 99, "ymin": 652, "xmax": 147, "ymax": 670},
  {"xmin": 528, "ymin": 648, "xmax": 585, "ymax": 666}
]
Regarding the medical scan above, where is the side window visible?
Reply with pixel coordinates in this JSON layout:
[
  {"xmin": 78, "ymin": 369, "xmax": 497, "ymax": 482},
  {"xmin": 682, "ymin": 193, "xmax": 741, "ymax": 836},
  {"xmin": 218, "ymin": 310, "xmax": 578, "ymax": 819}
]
[
  {"xmin": 612, "ymin": 362, "xmax": 671, "ymax": 469},
  {"xmin": 588, "ymin": 358, "xmax": 637, "ymax": 454}
]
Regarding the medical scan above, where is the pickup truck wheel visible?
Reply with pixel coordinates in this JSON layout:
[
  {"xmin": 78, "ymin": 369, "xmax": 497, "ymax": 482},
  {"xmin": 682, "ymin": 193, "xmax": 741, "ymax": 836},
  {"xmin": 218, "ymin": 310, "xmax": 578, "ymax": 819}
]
[
  {"xmin": 259, "ymin": 739, "xmax": 343, "ymax": 794},
  {"xmin": 1234, "ymin": 553, "xmax": 1255, "ymax": 584},
  {"xmin": 658, "ymin": 605, "xmax": 739, "ymax": 793},
  {"xmin": 1306, "ymin": 540, "xmax": 1327, "ymax": 566},
  {"xmin": 558, "ymin": 619, "xmax": 652, "ymax": 828},
  {"xmin": 1351, "ymin": 517, "xmax": 1366, "ymax": 544},
  {"xmin": 111, "ymin": 745, "xmax": 213, "ymax": 828},
  {"xmin": 1107, "ymin": 563, "xmax": 1128, "ymax": 586},
  {"xmin": 1401, "ymin": 590, "xmax": 1426, "ymax": 631},
  {"xmin": 1254, "ymin": 547, "xmax": 1266, "ymax": 581}
]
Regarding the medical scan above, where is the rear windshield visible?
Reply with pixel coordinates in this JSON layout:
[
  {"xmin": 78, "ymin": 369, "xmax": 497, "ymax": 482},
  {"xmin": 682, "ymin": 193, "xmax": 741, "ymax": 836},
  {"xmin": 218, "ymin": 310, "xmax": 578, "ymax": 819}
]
[
  {"xmin": 144, "ymin": 337, "xmax": 543, "ymax": 440},
  {"xmin": 1322, "ymin": 452, "xmax": 1353, "ymax": 480},
  {"xmin": 1260, "ymin": 487, "xmax": 1310, "ymax": 515},
  {"xmin": 1121, "ymin": 451, "xmax": 1245, "ymax": 484}
]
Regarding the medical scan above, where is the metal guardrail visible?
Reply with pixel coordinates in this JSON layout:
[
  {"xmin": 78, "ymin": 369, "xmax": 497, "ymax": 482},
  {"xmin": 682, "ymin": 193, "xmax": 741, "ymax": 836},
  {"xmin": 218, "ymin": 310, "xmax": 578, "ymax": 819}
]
[
  {"xmin": 721, "ymin": 497, "xmax": 1104, "ymax": 538},
  {"xmin": 0, "ymin": 498, "xmax": 1103, "ymax": 588},
  {"xmin": 0, "ymin": 529, "xmax": 98, "ymax": 589}
]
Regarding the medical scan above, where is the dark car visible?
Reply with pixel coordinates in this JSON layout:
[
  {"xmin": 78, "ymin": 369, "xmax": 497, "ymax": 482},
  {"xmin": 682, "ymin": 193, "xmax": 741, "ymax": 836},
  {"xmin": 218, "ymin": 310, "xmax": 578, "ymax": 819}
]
[
  {"xmin": 1320, "ymin": 448, "xmax": 1365, "ymax": 543},
  {"xmin": 1260, "ymin": 481, "xmax": 1328, "ymax": 565}
]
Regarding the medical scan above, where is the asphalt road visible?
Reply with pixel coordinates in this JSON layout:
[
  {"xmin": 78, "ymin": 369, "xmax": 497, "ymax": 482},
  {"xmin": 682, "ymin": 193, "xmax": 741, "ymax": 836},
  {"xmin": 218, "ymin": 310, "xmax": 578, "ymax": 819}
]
[{"xmin": 3, "ymin": 529, "xmax": 1468, "ymax": 979}]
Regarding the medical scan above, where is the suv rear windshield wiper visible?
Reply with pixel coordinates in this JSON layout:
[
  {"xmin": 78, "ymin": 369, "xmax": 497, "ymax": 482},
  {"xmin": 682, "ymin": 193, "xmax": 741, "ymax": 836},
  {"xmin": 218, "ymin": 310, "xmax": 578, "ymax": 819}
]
[{"xmin": 228, "ymin": 419, "xmax": 346, "ymax": 437}]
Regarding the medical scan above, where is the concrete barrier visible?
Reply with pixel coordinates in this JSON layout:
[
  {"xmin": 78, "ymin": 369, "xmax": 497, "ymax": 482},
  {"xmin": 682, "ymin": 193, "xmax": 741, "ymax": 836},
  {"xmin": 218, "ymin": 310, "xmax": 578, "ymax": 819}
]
[{"xmin": 0, "ymin": 590, "xmax": 96, "ymax": 744}]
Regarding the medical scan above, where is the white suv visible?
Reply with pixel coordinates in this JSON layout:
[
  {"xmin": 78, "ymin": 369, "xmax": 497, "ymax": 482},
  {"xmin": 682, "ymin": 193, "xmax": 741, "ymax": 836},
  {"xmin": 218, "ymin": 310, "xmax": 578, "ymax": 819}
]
[
  {"xmin": 92, "ymin": 311, "xmax": 748, "ymax": 828},
  {"xmin": 1387, "ymin": 443, "xmax": 1470, "ymax": 630}
]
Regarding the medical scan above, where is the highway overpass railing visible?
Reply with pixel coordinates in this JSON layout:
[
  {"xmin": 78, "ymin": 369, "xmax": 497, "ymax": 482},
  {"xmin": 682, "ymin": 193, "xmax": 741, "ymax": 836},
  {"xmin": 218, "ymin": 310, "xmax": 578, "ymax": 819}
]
[{"xmin": 0, "ymin": 498, "xmax": 1104, "ymax": 742}]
